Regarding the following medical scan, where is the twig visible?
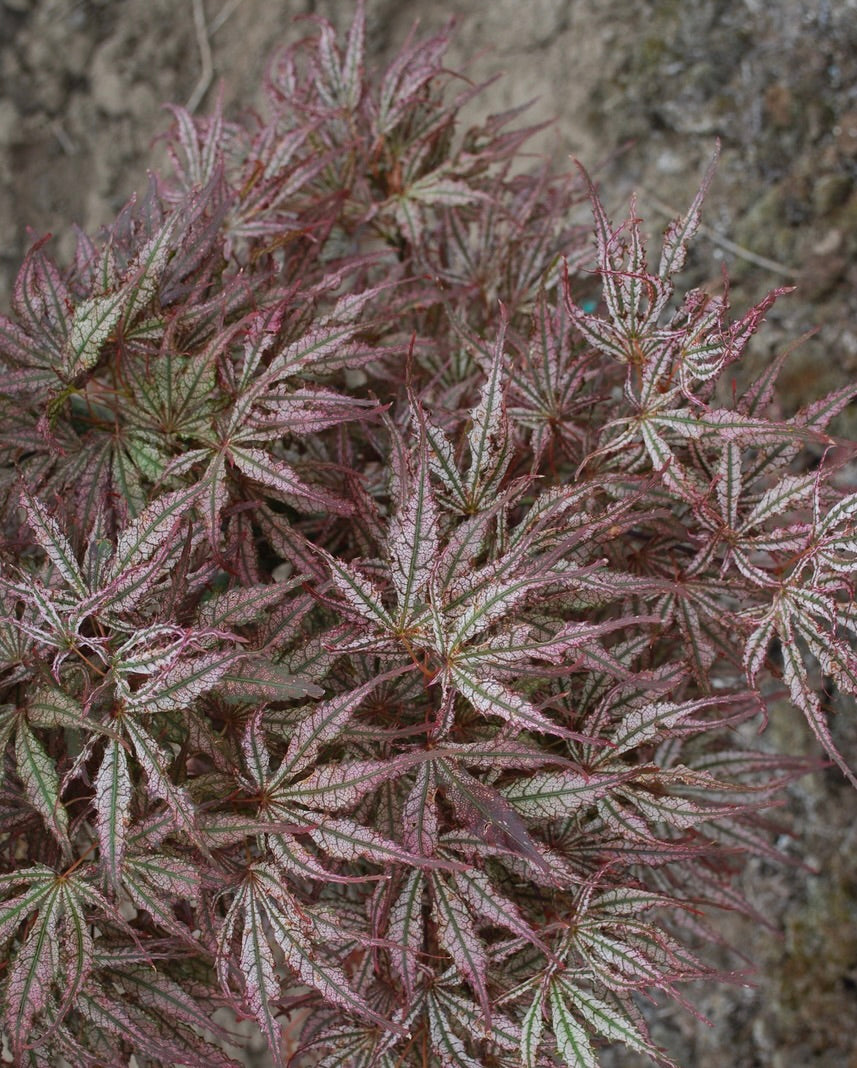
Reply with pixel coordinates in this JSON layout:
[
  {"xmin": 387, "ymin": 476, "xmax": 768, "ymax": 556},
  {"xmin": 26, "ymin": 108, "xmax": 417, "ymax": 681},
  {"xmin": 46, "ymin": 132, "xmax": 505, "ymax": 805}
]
[
  {"xmin": 186, "ymin": 0, "xmax": 214, "ymax": 114},
  {"xmin": 643, "ymin": 188, "xmax": 797, "ymax": 279},
  {"xmin": 50, "ymin": 121, "xmax": 78, "ymax": 156},
  {"xmin": 211, "ymin": 0, "xmax": 246, "ymax": 35}
]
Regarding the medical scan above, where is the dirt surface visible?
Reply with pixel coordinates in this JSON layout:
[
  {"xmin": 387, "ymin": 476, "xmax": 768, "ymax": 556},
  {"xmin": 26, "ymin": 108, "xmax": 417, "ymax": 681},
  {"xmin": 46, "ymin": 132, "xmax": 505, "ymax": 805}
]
[{"xmin": 1, "ymin": 1, "xmax": 857, "ymax": 1065}]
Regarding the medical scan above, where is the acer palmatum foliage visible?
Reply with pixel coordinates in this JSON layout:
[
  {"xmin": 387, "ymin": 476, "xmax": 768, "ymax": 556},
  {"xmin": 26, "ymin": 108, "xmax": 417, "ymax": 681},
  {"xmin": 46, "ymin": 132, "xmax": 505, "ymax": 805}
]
[{"xmin": 0, "ymin": 7, "xmax": 855, "ymax": 1068}]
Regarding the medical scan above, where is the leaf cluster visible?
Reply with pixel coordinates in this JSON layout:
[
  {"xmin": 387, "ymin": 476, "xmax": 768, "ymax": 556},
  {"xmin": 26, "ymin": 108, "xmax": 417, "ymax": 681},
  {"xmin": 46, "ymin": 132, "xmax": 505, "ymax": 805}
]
[{"xmin": 0, "ymin": 5, "xmax": 854, "ymax": 1066}]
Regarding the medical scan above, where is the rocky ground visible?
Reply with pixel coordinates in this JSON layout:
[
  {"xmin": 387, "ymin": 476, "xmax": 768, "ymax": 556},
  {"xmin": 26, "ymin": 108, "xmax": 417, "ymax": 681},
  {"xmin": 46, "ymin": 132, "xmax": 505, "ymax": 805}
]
[{"xmin": 1, "ymin": 1, "xmax": 856, "ymax": 1065}]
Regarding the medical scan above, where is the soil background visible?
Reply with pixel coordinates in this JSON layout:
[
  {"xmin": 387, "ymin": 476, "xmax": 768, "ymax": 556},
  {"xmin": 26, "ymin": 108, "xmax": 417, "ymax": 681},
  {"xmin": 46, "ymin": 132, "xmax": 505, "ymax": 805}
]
[{"xmin": 1, "ymin": 1, "xmax": 857, "ymax": 1066}]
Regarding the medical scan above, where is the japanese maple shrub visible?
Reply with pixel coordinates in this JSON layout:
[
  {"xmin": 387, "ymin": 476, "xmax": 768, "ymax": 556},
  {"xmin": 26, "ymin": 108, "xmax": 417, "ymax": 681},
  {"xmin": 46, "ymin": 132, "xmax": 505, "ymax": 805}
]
[{"xmin": 0, "ymin": 7, "xmax": 855, "ymax": 1067}]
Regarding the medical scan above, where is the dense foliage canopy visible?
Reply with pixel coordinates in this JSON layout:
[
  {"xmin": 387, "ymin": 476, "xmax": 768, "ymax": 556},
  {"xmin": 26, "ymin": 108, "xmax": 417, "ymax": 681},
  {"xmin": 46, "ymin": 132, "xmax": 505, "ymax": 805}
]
[{"xmin": 0, "ymin": 6, "xmax": 854, "ymax": 1066}]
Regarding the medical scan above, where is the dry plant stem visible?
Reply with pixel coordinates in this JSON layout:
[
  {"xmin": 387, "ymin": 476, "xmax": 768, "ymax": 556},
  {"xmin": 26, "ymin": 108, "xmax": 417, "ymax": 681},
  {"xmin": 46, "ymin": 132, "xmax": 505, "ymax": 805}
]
[
  {"xmin": 643, "ymin": 187, "xmax": 797, "ymax": 278},
  {"xmin": 211, "ymin": 0, "xmax": 246, "ymax": 36},
  {"xmin": 187, "ymin": 0, "xmax": 214, "ymax": 114}
]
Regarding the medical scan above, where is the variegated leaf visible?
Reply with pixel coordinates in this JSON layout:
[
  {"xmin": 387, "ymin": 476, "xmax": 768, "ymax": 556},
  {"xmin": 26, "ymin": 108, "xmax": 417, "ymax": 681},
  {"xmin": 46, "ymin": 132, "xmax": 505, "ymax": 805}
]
[
  {"xmin": 454, "ymin": 868, "xmax": 548, "ymax": 951},
  {"xmin": 26, "ymin": 686, "xmax": 90, "ymax": 732},
  {"xmin": 275, "ymin": 668, "xmax": 407, "ymax": 781},
  {"xmin": 427, "ymin": 993, "xmax": 483, "ymax": 1068},
  {"xmin": 234, "ymin": 865, "xmax": 398, "ymax": 1036},
  {"xmin": 387, "ymin": 869, "xmax": 425, "ymax": 999},
  {"xmin": 450, "ymin": 666, "xmax": 570, "ymax": 740},
  {"xmin": 521, "ymin": 988, "xmax": 545, "ymax": 1068},
  {"xmin": 500, "ymin": 767, "xmax": 633, "ymax": 821},
  {"xmin": 110, "ymin": 485, "xmax": 200, "ymax": 577},
  {"xmin": 121, "ymin": 716, "xmax": 205, "ymax": 850},
  {"xmin": 779, "ymin": 615, "xmax": 857, "ymax": 787},
  {"xmin": 0, "ymin": 873, "xmax": 55, "ymax": 947},
  {"xmin": 95, "ymin": 737, "xmax": 132, "ymax": 888},
  {"xmin": 658, "ymin": 147, "xmax": 717, "ymax": 280},
  {"xmin": 438, "ymin": 758, "xmax": 549, "ymax": 874},
  {"xmin": 402, "ymin": 760, "xmax": 439, "ymax": 856},
  {"xmin": 431, "ymin": 873, "xmax": 490, "ymax": 1018},
  {"xmin": 315, "ymin": 546, "xmax": 395, "ymax": 631},
  {"xmin": 389, "ymin": 444, "xmax": 438, "ymax": 624},
  {"xmin": 465, "ymin": 320, "xmax": 511, "ymax": 507},
  {"xmin": 309, "ymin": 816, "xmax": 433, "ymax": 868},
  {"xmin": 64, "ymin": 290, "xmax": 126, "ymax": 380},
  {"xmin": 19, "ymin": 489, "xmax": 87, "ymax": 597},
  {"xmin": 15, "ymin": 721, "xmax": 71, "ymax": 859},
  {"xmin": 121, "ymin": 214, "xmax": 179, "ymax": 327},
  {"xmin": 277, "ymin": 758, "xmax": 407, "ymax": 811},
  {"xmin": 231, "ymin": 445, "xmax": 352, "ymax": 515},
  {"xmin": 126, "ymin": 650, "xmax": 238, "ymax": 714},
  {"xmin": 4, "ymin": 881, "xmax": 63, "ymax": 1056},
  {"xmin": 239, "ymin": 879, "xmax": 284, "ymax": 1061},
  {"xmin": 549, "ymin": 981, "xmax": 598, "ymax": 1068},
  {"xmin": 559, "ymin": 977, "xmax": 675, "ymax": 1064},
  {"xmin": 218, "ymin": 655, "xmax": 323, "ymax": 703}
]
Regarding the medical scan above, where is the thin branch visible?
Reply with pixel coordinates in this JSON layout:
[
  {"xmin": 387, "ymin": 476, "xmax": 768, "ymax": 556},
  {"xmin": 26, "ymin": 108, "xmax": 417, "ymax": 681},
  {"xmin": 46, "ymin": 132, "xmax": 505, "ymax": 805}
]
[
  {"xmin": 643, "ymin": 188, "xmax": 797, "ymax": 279},
  {"xmin": 50, "ymin": 121, "xmax": 78, "ymax": 156},
  {"xmin": 186, "ymin": 0, "xmax": 214, "ymax": 114},
  {"xmin": 211, "ymin": 0, "xmax": 246, "ymax": 35}
]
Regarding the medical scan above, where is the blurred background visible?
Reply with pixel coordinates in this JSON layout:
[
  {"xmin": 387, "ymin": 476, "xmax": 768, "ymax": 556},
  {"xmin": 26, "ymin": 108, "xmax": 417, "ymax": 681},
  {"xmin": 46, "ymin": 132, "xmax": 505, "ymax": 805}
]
[{"xmin": 1, "ymin": 2, "xmax": 856, "ymax": 1064}]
